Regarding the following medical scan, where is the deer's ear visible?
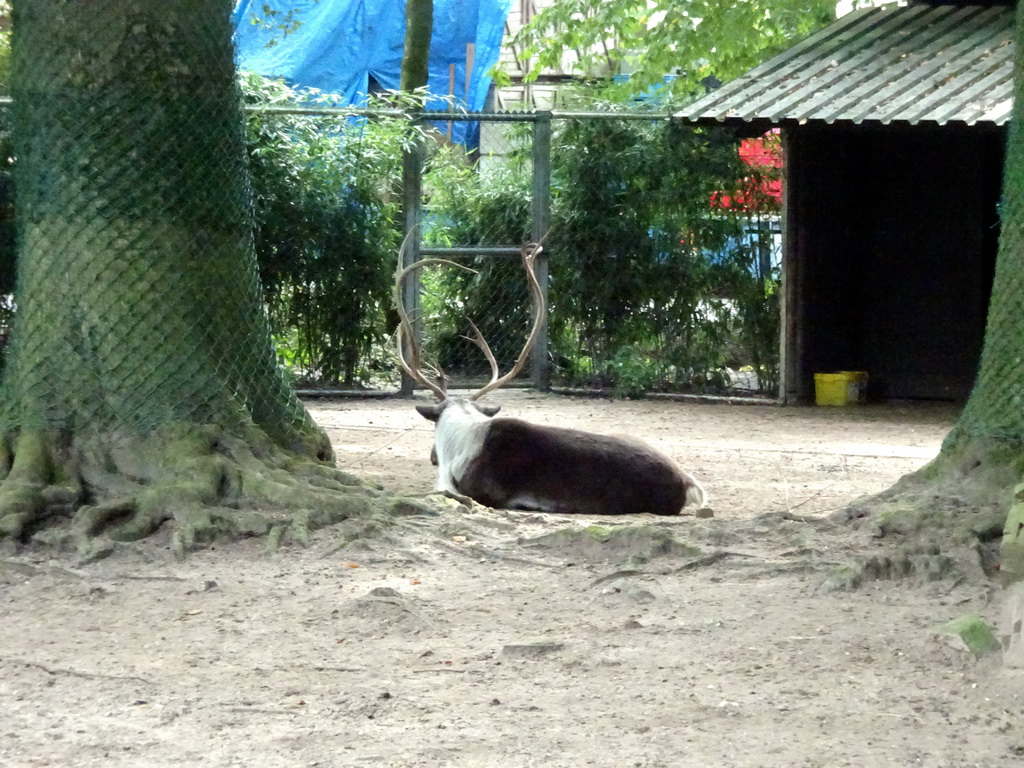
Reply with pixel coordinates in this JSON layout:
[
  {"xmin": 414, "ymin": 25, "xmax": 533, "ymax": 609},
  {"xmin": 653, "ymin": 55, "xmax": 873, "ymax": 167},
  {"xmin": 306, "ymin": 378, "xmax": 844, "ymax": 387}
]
[
  {"xmin": 416, "ymin": 403, "xmax": 444, "ymax": 422},
  {"xmin": 478, "ymin": 404, "xmax": 501, "ymax": 418}
]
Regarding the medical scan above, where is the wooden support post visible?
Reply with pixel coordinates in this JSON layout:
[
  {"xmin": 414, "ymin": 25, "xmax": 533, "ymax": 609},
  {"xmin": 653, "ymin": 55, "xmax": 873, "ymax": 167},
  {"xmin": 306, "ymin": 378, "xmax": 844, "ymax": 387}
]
[{"xmin": 779, "ymin": 128, "xmax": 800, "ymax": 405}]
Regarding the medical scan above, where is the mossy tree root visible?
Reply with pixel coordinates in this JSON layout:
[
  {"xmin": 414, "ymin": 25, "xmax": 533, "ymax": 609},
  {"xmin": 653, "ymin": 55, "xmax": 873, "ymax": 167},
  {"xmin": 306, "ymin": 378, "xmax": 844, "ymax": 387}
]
[
  {"xmin": 0, "ymin": 421, "xmax": 384, "ymax": 559},
  {"xmin": 835, "ymin": 435, "xmax": 1024, "ymax": 582}
]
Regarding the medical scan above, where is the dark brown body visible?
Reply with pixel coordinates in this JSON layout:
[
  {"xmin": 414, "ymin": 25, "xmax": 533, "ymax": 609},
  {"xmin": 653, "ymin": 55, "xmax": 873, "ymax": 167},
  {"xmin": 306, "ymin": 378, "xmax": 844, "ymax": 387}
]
[{"xmin": 454, "ymin": 417, "xmax": 702, "ymax": 516}]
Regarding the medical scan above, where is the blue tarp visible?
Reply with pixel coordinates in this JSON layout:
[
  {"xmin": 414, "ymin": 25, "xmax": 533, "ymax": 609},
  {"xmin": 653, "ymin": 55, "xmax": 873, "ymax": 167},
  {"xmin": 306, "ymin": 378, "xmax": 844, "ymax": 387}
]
[{"xmin": 232, "ymin": 0, "xmax": 511, "ymax": 117}]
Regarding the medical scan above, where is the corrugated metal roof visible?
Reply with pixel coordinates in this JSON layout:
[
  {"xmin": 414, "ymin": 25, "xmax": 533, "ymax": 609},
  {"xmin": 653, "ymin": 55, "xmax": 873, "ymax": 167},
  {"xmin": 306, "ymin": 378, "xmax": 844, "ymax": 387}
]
[{"xmin": 675, "ymin": 3, "xmax": 1014, "ymax": 127}]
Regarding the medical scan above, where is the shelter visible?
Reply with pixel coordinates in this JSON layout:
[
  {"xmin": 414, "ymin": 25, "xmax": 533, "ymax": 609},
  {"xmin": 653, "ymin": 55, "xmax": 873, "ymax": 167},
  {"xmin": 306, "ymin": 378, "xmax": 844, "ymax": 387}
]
[{"xmin": 676, "ymin": 1, "xmax": 1014, "ymax": 403}]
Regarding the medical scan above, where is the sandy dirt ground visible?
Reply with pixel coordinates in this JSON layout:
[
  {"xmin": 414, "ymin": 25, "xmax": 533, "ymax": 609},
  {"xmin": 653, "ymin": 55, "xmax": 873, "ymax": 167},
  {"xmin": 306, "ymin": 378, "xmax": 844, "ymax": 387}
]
[{"xmin": 2, "ymin": 391, "xmax": 1022, "ymax": 767}]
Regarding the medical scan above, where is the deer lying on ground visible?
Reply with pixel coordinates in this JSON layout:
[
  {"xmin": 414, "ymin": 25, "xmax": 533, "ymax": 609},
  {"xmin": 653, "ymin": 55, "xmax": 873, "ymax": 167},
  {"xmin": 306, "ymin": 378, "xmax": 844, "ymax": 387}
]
[{"xmin": 396, "ymin": 243, "xmax": 707, "ymax": 516}]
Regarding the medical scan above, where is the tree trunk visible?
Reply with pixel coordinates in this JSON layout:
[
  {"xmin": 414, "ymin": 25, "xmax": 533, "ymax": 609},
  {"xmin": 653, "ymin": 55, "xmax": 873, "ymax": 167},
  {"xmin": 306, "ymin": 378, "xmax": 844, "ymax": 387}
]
[
  {"xmin": 842, "ymin": 4, "xmax": 1024, "ymax": 581},
  {"xmin": 0, "ymin": 0, "xmax": 382, "ymax": 557},
  {"xmin": 947, "ymin": 2, "xmax": 1024, "ymax": 581},
  {"xmin": 953, "ymin": 5, "xmax": 1024, "ymax": 457},
  {"xmin": 400, "ymin": 0, "xmax": 433, "ymax": 92}
]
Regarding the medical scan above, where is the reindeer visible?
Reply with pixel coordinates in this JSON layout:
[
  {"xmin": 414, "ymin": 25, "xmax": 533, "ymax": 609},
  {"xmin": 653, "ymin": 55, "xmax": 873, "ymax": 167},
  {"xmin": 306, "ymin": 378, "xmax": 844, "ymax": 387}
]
[{"xmin": 395, "ymin": 242, "xmax": 707, "ymax": 516}]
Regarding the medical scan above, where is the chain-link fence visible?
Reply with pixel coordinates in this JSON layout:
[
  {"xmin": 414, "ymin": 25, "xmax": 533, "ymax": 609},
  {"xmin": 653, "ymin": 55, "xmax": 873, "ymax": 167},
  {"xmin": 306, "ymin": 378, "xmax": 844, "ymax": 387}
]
[
  {"xmin": 542, "ymin": 113, "xmax": 782, "ymax": 397},
  {"xmin": 0, "ymin": 99, "xmax": 12, "ymax": 355},
  {"xmin": 400, "ymin": 111, "xmax": 549, "ymax": 392},
  {"xmin": 0, "ymin": 86, "xmax": 782, "ymax": 400},
  {"xmin": 243, "ymin": 102, "xmax": 781, "ymax": 398}
]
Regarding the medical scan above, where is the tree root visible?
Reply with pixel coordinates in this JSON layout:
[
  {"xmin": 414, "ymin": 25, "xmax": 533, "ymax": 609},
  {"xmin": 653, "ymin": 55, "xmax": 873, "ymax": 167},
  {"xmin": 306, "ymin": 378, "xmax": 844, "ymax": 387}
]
[
  {"xmin": 832, "ymin": 435, "xmax": 1024, "ymax": 584},
  {"xmin": 757, "ymin": 510, "xmax": 833, "ymax": 525},
  {"xmin": 4, "ymin": 656, "xmax": 154, "ymax": 685},
  {"xmin": 0, "ymin": 430, "xmax": 58, "ymax": 541},
  {"xmin": 841, "ymin": 444, "xmax": 1011, "ymax": 527},
  {"xmin": 0, "ymin": 421, "xmax": 400, "ymax": 559}
]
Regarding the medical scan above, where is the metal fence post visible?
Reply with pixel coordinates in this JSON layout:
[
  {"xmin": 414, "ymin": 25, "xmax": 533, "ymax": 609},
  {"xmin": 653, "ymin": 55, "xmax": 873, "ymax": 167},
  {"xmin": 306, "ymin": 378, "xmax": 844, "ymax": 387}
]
[
  {"xmin": 400, "ymin": 135, "xmax": 423, "ymax": 397},
  {"xmin": 531, "ymin": 111, "xmax": 552, "ymax": 391}
]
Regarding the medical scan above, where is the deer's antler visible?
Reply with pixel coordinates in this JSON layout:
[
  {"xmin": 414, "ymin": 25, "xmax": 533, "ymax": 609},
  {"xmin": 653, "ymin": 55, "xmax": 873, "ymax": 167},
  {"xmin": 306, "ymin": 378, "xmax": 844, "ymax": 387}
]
[
  {"xmin": 467, "ymin": 242, "xmax": 545, "ymax": 401},
  {"xmin": 395, "ymin": 233, "xmax": 545, "ymax": 402},
  {"xmin": 394, "ymin": 233, "xmax": 476, "ymax": 400}
]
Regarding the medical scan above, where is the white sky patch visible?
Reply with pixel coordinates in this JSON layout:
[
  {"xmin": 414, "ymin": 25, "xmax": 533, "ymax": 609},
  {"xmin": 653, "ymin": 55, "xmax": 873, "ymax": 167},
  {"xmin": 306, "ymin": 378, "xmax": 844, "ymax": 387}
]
[{"xmin": 836, "ymin": 0, "xmax": 906, "ymax": 18}]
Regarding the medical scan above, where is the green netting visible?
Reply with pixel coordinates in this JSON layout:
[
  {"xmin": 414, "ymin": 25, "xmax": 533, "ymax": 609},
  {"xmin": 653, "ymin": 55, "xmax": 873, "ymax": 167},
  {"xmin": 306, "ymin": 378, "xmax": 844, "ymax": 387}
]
[
  {"xmin": 955, "ymin": 3, "xmax": 1024, "ymax": 445},
  {"xmin": 2, "ymin": 0, "xmax": 317, "ymax": 444}
]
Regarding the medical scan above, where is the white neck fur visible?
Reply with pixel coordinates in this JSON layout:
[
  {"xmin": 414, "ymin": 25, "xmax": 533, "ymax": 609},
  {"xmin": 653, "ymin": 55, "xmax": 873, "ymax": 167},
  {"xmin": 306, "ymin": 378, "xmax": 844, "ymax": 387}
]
[{"xmin": 432, "ymin": 400, "xmax": 491, "ymax": 493}]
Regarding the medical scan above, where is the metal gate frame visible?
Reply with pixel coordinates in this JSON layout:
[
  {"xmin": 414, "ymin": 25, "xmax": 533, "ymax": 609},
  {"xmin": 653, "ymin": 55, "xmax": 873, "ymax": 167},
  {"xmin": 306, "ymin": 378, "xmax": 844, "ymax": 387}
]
[{"xmin": 399, "ymin": 110, "xmax": 552, "ymax": 395}]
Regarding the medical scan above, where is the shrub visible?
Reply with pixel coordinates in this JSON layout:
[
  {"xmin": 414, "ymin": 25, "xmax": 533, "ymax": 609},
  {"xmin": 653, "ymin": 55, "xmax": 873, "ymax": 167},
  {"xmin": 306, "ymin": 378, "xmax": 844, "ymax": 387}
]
[{"xmin": 241, "ymin": 73, "xmax": 411, "ymax": 387}]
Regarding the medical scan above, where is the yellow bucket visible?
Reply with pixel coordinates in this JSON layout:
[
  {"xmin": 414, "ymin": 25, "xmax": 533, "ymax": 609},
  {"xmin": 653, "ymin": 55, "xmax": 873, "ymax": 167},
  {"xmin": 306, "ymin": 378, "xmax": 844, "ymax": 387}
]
[{"xmin": 814, "ymin": 371, "xmax": 868, "ymax": 406}]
